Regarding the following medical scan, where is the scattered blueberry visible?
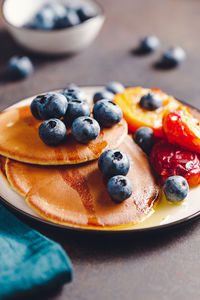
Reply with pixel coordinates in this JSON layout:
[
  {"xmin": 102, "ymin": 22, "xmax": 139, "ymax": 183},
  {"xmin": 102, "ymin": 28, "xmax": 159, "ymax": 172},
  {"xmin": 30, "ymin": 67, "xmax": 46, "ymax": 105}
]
[
  {"xmin": 63, "ymin": 99, "xmax": 91, "ymax": 125},
  {"xmin": 106, "ymin": 81, "xmax": 125, "ymax": 94},
  {"xmin": 137, "ymin": 36, "xmax": 160, "ymax": 54},
  {"xmin": 93, "ymin": 100, "xmax": 122, "ymax": 128},
  {"xmin": 7, "ymin": 56, "xmax": 34, "ymax": 79},
  {"xmin": 31, "ymin": 92, "xmax": 68, "ymax": 120},
  {"xmin": 93, "ymin": 90, "xmax": 114, "ymax": 103},
  {"xmin": 55, "ymin": 7, "xmax": 80, "ymax": 28},
  {"xmin": 107, "ymin": 175, "xmax": 132, "ymax": 203},
  {"xmin": 139, "ymin": 92, "xmax": 162, "ymax": 111},
  {"xmin": 98, "ymin": 149, "xmax": 130, "ymax": 179},
  {"xmin": 77, "ymin": 4, "xmax": 96, "ymax": 22},
  {"xmin": 134, "ymin": 127, "xmax": 154, "ymax": 155},
  {"xmin": 39, "ymin": 118, "xmax": 67, "ymax": 145},
  {"xmin": 163, "ymin": 176, "xmax": 189, "ymax": 203},
  {"xmin": 72, "ymin": 116, "xmax": 100, "ymax": 143},
  {"xmin": 160, "ymin": 47, "xmax": 186, "ymax": 68}
]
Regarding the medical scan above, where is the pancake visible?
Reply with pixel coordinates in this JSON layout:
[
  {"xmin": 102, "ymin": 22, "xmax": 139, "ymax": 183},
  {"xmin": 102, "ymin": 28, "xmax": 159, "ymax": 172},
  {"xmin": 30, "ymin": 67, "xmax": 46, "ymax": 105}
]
[
  {"xmin": 5, "ymin": 135, "xmax": 160, "ymax": 229},
  {"xmin": 0, "ymin": 156, "xmax": 7, "ymax": 182},
  {"xmin": 0, "ymin": 105, "xmax": 127, "ymax": 165}
]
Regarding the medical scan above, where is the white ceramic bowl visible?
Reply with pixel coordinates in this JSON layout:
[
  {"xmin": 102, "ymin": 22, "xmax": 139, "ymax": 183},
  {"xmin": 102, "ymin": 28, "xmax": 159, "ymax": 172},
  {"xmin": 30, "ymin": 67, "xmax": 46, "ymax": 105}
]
[{"xmin": 2, "ymin": 0, "xmax": 105, "ymax": 55}]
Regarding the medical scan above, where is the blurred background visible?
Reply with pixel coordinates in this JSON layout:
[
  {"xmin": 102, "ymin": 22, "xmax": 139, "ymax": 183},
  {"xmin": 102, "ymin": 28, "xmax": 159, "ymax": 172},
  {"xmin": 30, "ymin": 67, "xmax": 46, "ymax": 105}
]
[{"xmin": 0, "ymin": 0, "xmax": 199, "ymax": 110}]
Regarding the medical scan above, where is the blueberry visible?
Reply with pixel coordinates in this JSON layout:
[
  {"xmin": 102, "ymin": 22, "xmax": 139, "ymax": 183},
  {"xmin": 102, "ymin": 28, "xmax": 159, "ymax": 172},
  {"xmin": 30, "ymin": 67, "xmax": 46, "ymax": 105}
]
[
  {"xmin": 139, "ymin": 92, "xmax": 162, "ymax": 111},
  {"xmin": 161, "ymin": 47, "xmax": 186, "ymax": 68},
  {"xmin": 98, "ymin": 149, "xmax": 130, "ymax": 179},
  {"xmin": 93, "ymin": 90, "xmax": 114, "ymax": 104},
  {"xmin": 55, "ymin": 7, "xmax": 80, "ymax": 28},
  {"xmin": 163, "ymin": 176, "xmax": 189, "ymax": 203},
  {"xmin": 77, "ymin": 4, "xmax": 96, "ymax": 22},
  {"xmin": 33, "ymin": 3, "xmax": 57, "ymax": 30},
  {"xmin": 39, "ymin": 118, "xmax": 67, "ymax": 145},
  {"xmin": 31, "ymin": 92, "xmax": 68, "ymax": 120},
  {"xmin": 65, "ymin": 83, "xmax": 80, "ymax": 93},
  {"xmin": 62, "ymin": 88, "xmax": 87, "ymax": 102},
  {"xmin": 134, "ymin": 127, "xmax": 154, "ymax": 155},
  {"xmin": 107, "ymin": 175, "xmax": 132, "ymax": 203},
  {"xmin": 93, "ymin": 100, "xmax": 122, "ymax": 128},
  {"xmin": 139, "ymin": 36, "xmax": 160, "ymax": 53},
  {"xmin": 72, "ymin": 116, "xmax": 100, "ymax": 143},
  {"xmin": 63, "ymin": 99, "xmax": 91, "ymax": 125},
  {"xmin": 7, "ymin": 56, "xmax": 34, "ymax": 79},
  {"xmin": 106, "ymin": 81, "xmax": 125, "ymax": 94}
]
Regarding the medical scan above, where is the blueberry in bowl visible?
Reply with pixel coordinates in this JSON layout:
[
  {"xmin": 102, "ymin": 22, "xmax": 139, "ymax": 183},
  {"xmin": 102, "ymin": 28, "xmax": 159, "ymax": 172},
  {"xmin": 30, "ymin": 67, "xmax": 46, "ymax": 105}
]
[
  {"xmin": 2, "ymin": 0, "xmax": 105, "ymax": 55},
  {"xmin": 71, "ymin": 116, "xmax": 100, "ymax": 144}
]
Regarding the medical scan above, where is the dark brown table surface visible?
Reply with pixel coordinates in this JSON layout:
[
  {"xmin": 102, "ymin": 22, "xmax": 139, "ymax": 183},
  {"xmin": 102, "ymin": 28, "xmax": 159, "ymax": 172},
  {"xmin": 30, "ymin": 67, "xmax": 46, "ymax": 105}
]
[{"xmin": 1, "ymin": 0, "xmax": 200, "ymax": 299}]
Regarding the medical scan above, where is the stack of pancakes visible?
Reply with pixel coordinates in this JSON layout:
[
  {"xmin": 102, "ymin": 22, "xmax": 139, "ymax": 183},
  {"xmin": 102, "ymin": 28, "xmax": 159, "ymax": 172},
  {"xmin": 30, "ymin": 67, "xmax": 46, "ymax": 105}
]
[{"xmin": 0, "ymin": 98, "xmax": 160, "ymax": 230}]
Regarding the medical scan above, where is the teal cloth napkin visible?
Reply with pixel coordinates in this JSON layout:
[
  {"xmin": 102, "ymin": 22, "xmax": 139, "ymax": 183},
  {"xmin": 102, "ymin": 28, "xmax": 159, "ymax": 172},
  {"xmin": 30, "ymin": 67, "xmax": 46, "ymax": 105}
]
[{"xmin": 0, "ymin": 205, "xmax": 73, "ymax": 300}]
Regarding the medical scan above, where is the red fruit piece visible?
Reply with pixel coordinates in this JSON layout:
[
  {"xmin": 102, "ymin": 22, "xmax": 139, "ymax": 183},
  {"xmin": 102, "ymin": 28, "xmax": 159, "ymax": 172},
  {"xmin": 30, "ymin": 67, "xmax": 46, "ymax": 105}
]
[
  {"xmin": 150, "ymin": 140, "xmax": 200, "ymax": 187},
  {"xmin": 163, "ymin": 110, "xmax": 200, "ymax": 154}
]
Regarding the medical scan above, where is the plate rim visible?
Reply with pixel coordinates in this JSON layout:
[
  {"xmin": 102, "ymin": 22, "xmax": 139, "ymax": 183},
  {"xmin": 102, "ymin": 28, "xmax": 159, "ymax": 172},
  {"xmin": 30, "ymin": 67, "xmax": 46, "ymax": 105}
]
[{"xmin": 0, "ymin": 86, "xmax": 199, "ymax": 234}]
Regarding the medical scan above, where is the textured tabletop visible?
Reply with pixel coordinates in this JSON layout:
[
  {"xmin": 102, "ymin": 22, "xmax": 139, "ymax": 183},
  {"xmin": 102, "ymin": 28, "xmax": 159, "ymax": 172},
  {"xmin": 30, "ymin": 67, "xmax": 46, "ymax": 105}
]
[{"xmin": 0, "ymin": 0, "xmax": 200, "ymax": 299}]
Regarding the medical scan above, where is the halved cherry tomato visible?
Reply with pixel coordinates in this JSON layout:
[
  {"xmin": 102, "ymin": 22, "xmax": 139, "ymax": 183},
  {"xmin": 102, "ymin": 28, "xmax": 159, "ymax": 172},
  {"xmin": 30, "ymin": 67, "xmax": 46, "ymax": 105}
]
[
  {"xmin": 163, "ymin": 110, "xmax": 200, "ymax": 154},
  {"xmin": 114, "ymin": 87, "xmax": 186, "ymax": 137},
  {"xmin": 150, "ymin": 140, "xmax": 200, "ymax": 187}
]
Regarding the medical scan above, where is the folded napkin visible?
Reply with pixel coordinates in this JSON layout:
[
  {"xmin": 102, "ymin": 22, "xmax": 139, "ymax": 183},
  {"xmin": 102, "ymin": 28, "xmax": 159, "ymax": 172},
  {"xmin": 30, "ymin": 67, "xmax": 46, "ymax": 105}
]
[{"xmin": 0, "ymin": 205, "xmax": 73, "ymax": 300}]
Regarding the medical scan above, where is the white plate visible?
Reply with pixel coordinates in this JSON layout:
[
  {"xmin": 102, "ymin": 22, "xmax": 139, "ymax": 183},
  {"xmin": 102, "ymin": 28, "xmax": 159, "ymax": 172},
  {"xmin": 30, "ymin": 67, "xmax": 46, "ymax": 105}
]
[{"xmin": 0, "ymin": 86, "xmax": 200, "ymax": 233}]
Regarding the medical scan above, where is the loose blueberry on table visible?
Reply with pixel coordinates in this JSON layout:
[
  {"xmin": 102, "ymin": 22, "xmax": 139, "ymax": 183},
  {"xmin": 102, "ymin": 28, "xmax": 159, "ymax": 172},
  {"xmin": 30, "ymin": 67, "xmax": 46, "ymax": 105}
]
[
  {"xmin": 139, "ymin": 92, "xmax": 163, "ymax": 111},
  {"xmin": 7, "ymin": 56, "xmax": 34, "ymax": 79},
  {"xmin": 63, "ymin": 99, "xmax": 91, "ymax": 126},
  {"xmin": 159, "ymin": 47, "xmax": 186, "ymax": 68},
  {"xmin": 39, "ymin": 118, "xmax": 67, "ymax": 146},
  {"xmin": 98, "ymin": 149, "xmax": 130, "ymax": 179},
  {"xmin": 31, "ymin": 92, "xmax": 68, "ymax": 120},
  {"xmin": 107, "ymin": 175, "xmax": 133, "ymax": 203},
  {"xmin": 71, "ymin": 116, "xmax": 100, "ymax": 144},
  {"xmin": 137, "ymin": 35, "xmax": 160, "ymax": 54},
  {"xmin": 93, "ymin": 100, "xmax": 123, "ymax": 128},
  {"xmin": 163, "ymin": 176, "xmax": 189, "ymax": 203}
]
